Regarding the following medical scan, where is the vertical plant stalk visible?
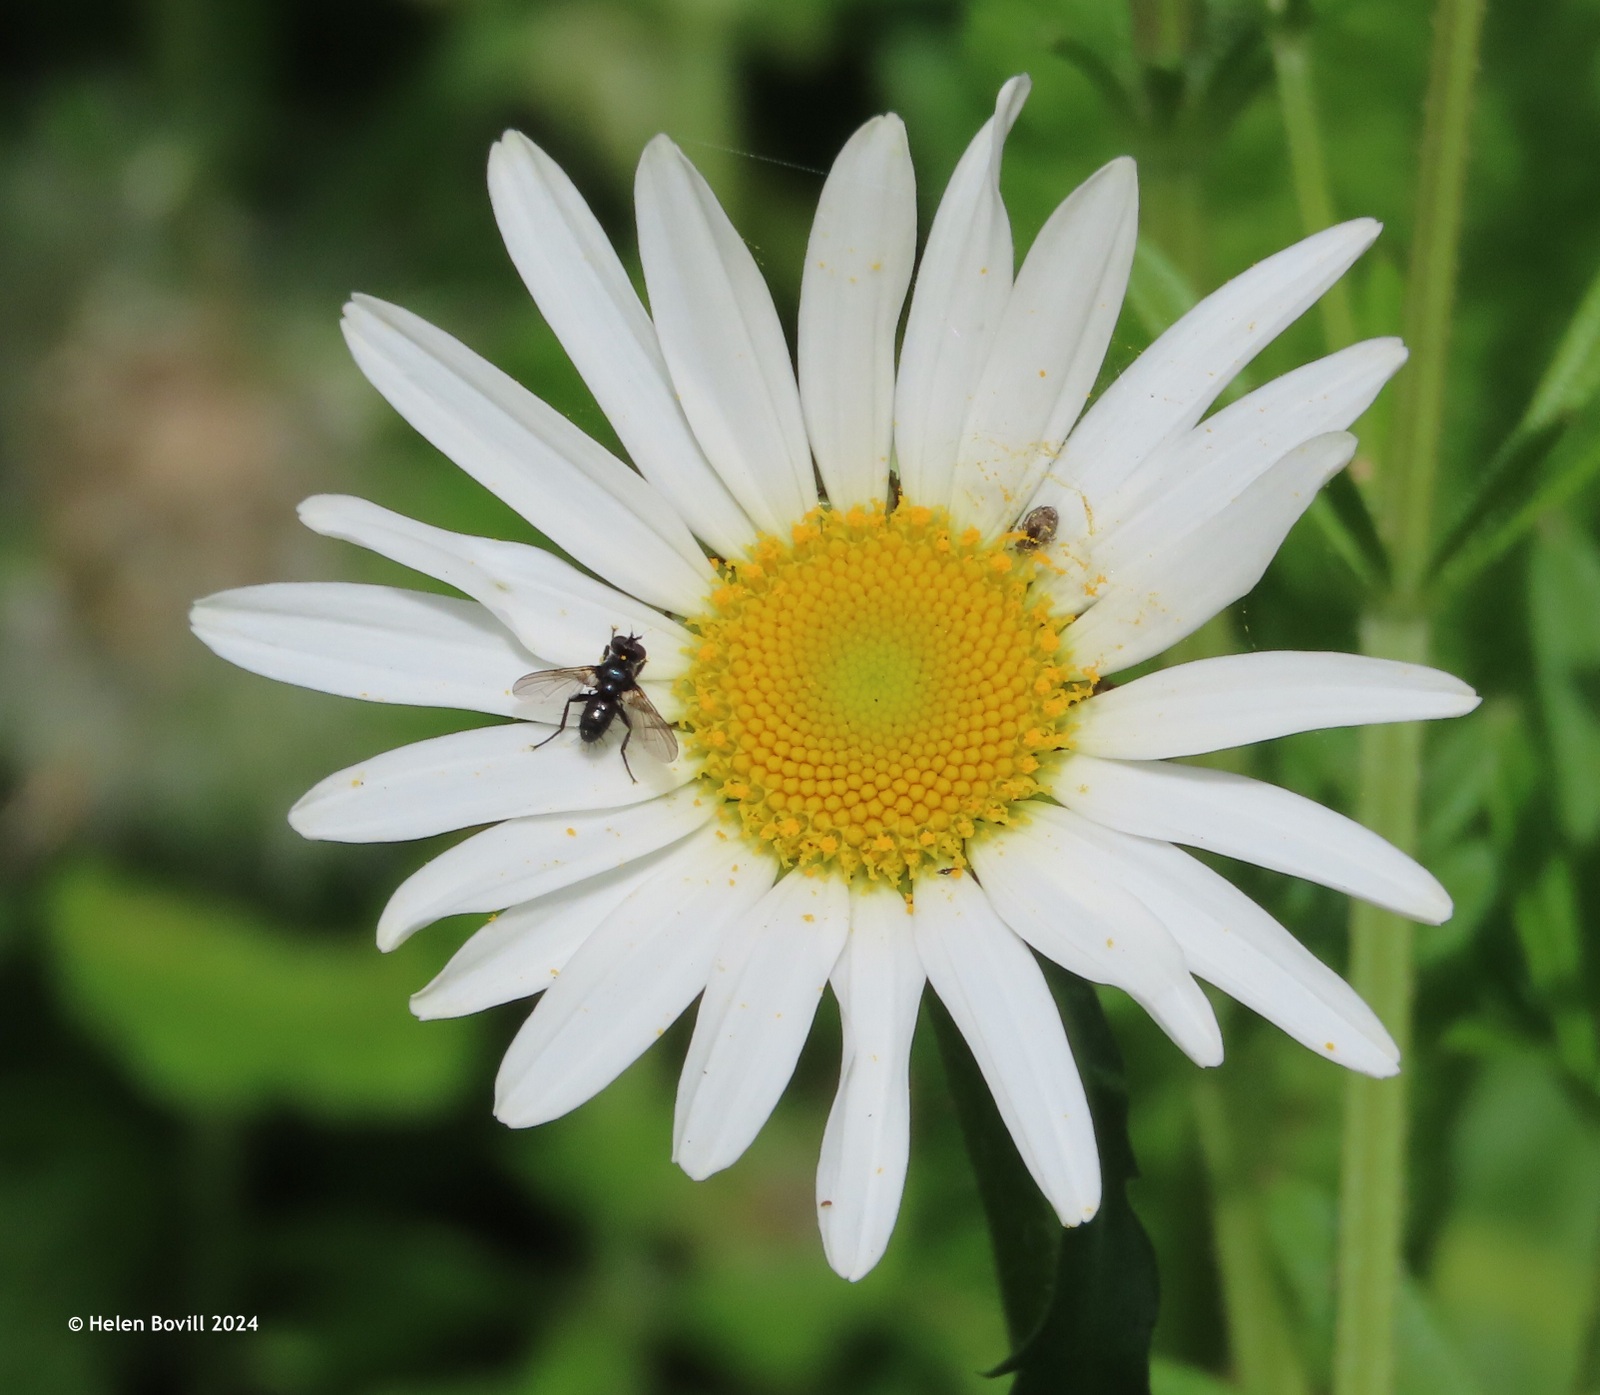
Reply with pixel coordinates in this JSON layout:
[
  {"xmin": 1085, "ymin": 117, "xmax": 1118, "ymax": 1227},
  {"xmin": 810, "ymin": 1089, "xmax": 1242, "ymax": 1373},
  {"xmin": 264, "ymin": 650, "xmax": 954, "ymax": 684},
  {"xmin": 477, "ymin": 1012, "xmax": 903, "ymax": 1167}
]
[
  {"xmin": 1268, "ymin": 12, "xmax": 1357, "ymax": 350},
  {"xmin": 1333, "ymin": 3, "xmax": 1485, "ymax": 1395}
]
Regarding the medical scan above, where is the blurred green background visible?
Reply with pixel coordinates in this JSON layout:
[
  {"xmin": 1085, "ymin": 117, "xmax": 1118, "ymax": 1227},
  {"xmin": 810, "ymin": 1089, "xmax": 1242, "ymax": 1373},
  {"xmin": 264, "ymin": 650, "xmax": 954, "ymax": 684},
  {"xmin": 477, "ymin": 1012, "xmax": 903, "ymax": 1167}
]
[{"xmin": 3, "ymin": 0, "xmax": 1600, "ymax": 1392}]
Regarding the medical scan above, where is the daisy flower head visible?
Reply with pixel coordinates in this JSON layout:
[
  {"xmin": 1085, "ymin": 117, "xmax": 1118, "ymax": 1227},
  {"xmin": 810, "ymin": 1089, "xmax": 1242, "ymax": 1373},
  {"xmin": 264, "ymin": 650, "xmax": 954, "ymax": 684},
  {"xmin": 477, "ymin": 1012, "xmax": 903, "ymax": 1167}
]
[{"xmin": 192, "ymin": 75, "xmax": 1479, "ymax": 1281}]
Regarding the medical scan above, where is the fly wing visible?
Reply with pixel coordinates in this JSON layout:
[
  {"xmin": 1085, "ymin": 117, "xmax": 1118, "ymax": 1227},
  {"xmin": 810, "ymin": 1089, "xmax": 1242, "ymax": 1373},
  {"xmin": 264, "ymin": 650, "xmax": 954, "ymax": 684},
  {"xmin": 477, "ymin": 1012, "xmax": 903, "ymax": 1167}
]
[
  {"xmin": 621, "ymin": 687, "xmax": 679, "ymax": 764},
  {"xmin": 512, "ymin": 666, "xmax": 595, "ymax": 722}
]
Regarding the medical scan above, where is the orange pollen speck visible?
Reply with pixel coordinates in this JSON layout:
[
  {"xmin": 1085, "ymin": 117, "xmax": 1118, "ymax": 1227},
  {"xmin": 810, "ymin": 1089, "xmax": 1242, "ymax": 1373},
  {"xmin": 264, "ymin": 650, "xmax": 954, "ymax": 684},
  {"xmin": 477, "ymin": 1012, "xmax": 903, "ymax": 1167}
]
[{"xmin": 675, "ymin": 502, "xmax": 1091, "ymax": 883}]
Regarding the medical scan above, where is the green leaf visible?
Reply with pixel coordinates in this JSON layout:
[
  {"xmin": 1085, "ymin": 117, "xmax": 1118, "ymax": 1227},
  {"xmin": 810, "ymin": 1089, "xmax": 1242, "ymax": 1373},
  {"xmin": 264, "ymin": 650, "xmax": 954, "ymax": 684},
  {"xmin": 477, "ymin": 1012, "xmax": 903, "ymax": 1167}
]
[
  {"xmin": 1394, "ymin": 1277, "xmax": 1484, "ymax": 1395},
  {"xmin": 1417, "ymin": 838, "xmax": 1496, "ymax": 964},
  {"xmin": 1514, "ymin": 858, "xmax": 1583, "ymax": 996},
  {"xmin": 1430, "ymin": 237, "xmax": 1600, "ymax": 597},
  {"xmin": 1528, "ymin": 524, "xmax": 1600, "ymax": 844},
  {"xmin": 932, "ymin": 966, "xmax": 1159, "ymax": 1393},
  {"xmin": 44, "ymin": 861, "xmax": 479, "ymax": 1120},
  {"xmin": 1422, "ymin": 697, "xmax": 1538, "ymax": 856},
  {"xmin": 1429, "ymin": 1055, "xmax": 1600, "ymax": 1395},
  {"xmin": 1151, "ymin": 1357, "xmax": 1240, "ymax": 1395},
  {"xmin": 1435, "ymin": 393, "xmax": 1600, "ymax": 597},
  {"xmin": 1126, "ymin": 236, "xmax": 1200, "ymax": 342},
  {"xmin": 1523, "ymin": 257, "xmax": 1600, "ymax": 434}
]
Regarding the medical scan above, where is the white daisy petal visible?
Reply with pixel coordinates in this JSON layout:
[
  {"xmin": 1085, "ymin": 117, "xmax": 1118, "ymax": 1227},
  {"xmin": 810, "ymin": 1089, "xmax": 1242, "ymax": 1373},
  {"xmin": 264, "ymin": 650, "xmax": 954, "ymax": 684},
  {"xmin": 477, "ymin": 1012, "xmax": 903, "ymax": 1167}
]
[
  {"xmin": 816, "ymin": 882, "xmax": 925, "ymax": 1282},
  {"xmin": 674, "ymin": 873, "xmax": 851, "ymax": 1180},
  {"xmin": 799, "ymin": 115, "xmax": 917, "ymax": 510},
  {"xmin": 1062, "ymin": 431, "xmax": 1356, "ymax": 671},
  {"xmin": 1035, "ymin": 218, "xmax": 1382, "ymax": 514},
  {"xmin": 1091, "ymin": 337, "xmax": 1407, "ymax": 555},
  {"xmin": 894, "ymin": 75, "xmax": 1030, "ymax": 510},
  {"xmin": 486, "ymin": 132, "xmax": 754, "ymax": 557},
  {"xmin": 636, "ymin": 137, "xmax": 818, "ymax": 535},
  {"xmin": 289, "ymin": 720, "xmax": 692, "ymax": 844},
  {"xmin": 410, "ymin": 852, "xmax": 681, "ymax": 1020},
  {"xmin": 911, "ymin": 873, "xmax": 1101, "ymax": 1225},
  {"xmin": 953, "ymin": 157, "xmax": 1139, "ymax": 540},
  {"xmin": 972, "ymin": 811, "xmax": 1224, "ymax": 1066},
  {"xmin": 297, "ymin": 494, "xmax": 691, "ymax": 672},
  {"xmin": 1051, "ymin": 752, "xmax": 1452, "ymax": 923},
  {"xmin": 340, "ymin": 296, "xmax": 714, "ymax": 615},
  {"xmin": 375, "ymin": 784, "xmax": 714, "ymax": 951},
  {"xmin": 494, "ymin": 826, "xmax": 777, "ymax": 1127},
  {"xmin": 1047, "ymin": 814, "xmax": 1399, "ymax": 1075},
  {"xmin": 1073, "ymin": 650, "xmax": 1481, "ymax": 760},
  {"xmin": 190, "ymin": 583, "xmax": 534, "ymax": 715}
]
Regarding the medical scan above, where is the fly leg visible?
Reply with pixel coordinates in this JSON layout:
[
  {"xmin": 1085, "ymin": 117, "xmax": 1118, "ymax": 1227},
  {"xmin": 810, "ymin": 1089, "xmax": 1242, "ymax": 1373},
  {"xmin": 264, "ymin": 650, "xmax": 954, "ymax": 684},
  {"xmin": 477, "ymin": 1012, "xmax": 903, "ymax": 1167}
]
[
  {"xmin": 530, "ymin": 693, "xmax": 588, "ymax": 751},
  {"xmin": 616, "ymin": 705, "xmax": 638, "ymax": 784}
]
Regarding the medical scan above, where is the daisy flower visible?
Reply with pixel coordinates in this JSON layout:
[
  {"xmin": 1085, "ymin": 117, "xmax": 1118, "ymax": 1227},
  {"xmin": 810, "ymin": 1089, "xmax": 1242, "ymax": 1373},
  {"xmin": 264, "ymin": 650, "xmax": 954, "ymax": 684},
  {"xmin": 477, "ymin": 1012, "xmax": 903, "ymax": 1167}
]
[{"xmin": 191, "ymin": 76, "xmax": 1478, "ymax": 1281}]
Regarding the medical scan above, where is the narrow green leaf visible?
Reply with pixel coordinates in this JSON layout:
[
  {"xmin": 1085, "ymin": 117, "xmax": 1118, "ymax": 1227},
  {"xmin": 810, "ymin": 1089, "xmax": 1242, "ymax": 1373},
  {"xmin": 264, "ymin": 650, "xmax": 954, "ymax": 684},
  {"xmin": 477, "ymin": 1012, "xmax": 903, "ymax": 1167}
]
[
  {"xmin": 1523, "ymin": 257, "xmax": 1600, "ymax": 434},
  {"xmin": 1193, "ymin": 1075, "xmax": 1311, "ymax": 1395},
  {"xmin": 1316, "ymin": 469, "xmax": 1389, "ymax": 590},
  {"xmin": 1426, "ymin": 418, "xmax": 1564, "ymax": 587},
  {"xmin": 1053, "ymin": 37, "xmax": 1140, "ymax": 130},
  {"xmin": 1005, "ymin": 967, "xmax": 1160, "ymax": 1393},
  {"xmin": 1126, "ymin": 236, "xmax": 1199, "ymax": 342},
  {"xmin": 1512, "ymin": 859, "xmax": 1600, "ymax": 1084},
  {"xmin": 1514, "ymin": 859, "xmax": 1583, "ymax": 996},
  {"xmin": 1528, "ymin": 523, "xmax": 1600, "ymax": 844},
  {"xmin": 1440, "ymin": 375, "xmax": 1600, "ymax": 595},
  {"xmin": 928, "ymin": 996, "xmax": 1060, "ymax": 1353},
  {"xmin": 931, "ymin": 966, "xmax": 1160, "ymax": 1393}
]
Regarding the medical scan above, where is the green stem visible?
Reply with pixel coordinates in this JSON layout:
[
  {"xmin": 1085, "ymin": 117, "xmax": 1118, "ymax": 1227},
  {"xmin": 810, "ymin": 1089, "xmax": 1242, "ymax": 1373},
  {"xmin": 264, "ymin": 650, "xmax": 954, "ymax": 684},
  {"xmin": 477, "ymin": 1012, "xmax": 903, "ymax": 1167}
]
[
  {"xmin": 1381, "ymin": 0, "xmax": 1487, "ymax": 606},
  {"xmin": 1268, "ymin": 16, "xmax": 1357, "ymax": 350},
  {"xmin": 1334, "ymin": 618, "xmax": 1428, "ymax": 1395},
  {"xmin": 1332, "ymin": 4, "xmax": 1483, "ymax": 1391}
]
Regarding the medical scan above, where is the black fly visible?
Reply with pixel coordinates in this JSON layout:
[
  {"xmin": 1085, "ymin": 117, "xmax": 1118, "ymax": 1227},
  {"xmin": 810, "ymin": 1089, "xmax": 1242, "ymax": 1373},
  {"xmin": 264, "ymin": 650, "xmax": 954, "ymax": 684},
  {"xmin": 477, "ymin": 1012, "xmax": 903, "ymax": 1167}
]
[
  {"xmin": 514, "ymin": 633, "xmax": 678, "ymax": 783},
  {"xmin": 1010, "ymin": 505, "xmax": 1059, "ymax": 553}
]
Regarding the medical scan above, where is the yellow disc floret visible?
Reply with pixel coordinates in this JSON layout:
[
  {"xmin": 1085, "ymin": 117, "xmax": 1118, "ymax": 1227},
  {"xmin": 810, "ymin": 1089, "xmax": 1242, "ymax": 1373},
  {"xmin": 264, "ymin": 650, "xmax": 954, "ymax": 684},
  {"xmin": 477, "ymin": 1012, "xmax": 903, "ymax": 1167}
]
[{"xmin": 677, "ymin": 502, "xmax": 1092, "ymax": 884}]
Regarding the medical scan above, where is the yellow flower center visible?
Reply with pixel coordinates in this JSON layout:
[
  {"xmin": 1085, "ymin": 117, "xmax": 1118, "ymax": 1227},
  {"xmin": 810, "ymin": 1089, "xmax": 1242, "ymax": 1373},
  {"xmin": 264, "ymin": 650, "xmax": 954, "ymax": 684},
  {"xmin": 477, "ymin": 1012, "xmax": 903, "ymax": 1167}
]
[{"xmin": 676, "ymin": 502, "xmax": 1092, "ymax": 884}]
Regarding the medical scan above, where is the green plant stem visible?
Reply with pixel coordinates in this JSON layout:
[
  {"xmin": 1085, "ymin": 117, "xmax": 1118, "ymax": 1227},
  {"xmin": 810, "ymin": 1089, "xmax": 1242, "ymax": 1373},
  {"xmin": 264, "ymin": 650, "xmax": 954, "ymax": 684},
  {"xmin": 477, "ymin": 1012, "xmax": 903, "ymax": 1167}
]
[
  {"xmin": 1381, "ymin": 0, "xmax": 1487, "ymax": 607},
  {"xmin": 1334, "ymin": 616, "xmax": 1428, "ymax": 1395},
  {"xmin": 1333, "ymin": 3, "xmax": 1484, "ymax": 1393},
  {"xmin": 1268, "ymin": 17, "xmax": 1357, "ymax": 350}
]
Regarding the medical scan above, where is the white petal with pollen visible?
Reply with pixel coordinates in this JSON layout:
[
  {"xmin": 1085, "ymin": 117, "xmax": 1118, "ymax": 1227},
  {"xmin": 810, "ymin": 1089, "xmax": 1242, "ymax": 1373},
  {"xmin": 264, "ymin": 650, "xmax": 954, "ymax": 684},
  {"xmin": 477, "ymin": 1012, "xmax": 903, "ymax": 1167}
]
[
  {"xmin": 637, "ymin": 137, "xmax": 817, "ymax": 535},
  {"xmin": 1073, "ymin": 650, "xmax": 1480, "ymax": 759},
  {"xmin": 375, "ymin": 784, "xmax": 713, "ymax": 950},
  {"xmin": 1091, "ymin": 337, "xmax": 1407, "ymax": 552},
  {"xmin": 297, "ymin": 495, "xmax": 691, "ymax": 672},
  {"xmin": 1063, "ymin": 431, "xmax": 1356, "ymax": 670},
  {"xmin": 912, "ymin": 873, "xmax": 1101, "ymax": 1225},
  {"xmin": 674, "ymin": 873, "xmax": 851, "ymax": 1179},
  {"xmin": 799, "ymin": 114, "xmax": 917, "ymax": 510},
  {"xmin": 894, "ymin": 76, "xmax": 1029, "ymax": 510},
  {"xmin": 340, "ymin": 296, "xmax": 712, "ymax": 615},
  {"xmin": 1036, "ymin": 218, "xmax": 1382, "ymax": 513},
  {"xmin": 816, "ymin": 882, "xmax": 925, "ymax": 1281},
  {"xmin": 411, "ymin": 852, "xmax": 680, "ymax": 1020},
  {"xmin": 973, "ymin": 810, "xmax": 1224, "ymax": 1065},
  {"xmin": 1052, "ymin": 752, "xmax": 1451, "ymax": 923},
  {"xmin": 190, "ymin": 583, "xmax": 535, "ymax": 715},
  {"xmin": 290, "ymin": 721, "xmax": 691, "ymax": 843},
  {"xmin": 1050, "ymin": 813, "xmax": 1399, "ymax": 1075},
  {"xmin": 952, "ymin": 157, "xmax": 1138, "ymax": 540},
  {"xmin": 494, "ymin": 826, "xmax": 776, "ymax": 1127},
  {"xmin": 487, "ymin": 132, "xmax": 753, "ymax": 556}
]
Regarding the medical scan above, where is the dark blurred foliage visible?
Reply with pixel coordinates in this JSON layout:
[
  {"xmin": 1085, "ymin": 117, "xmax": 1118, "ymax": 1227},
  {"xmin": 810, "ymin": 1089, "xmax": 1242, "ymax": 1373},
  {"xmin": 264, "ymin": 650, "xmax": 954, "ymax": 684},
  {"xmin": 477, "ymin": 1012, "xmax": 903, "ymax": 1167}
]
[{"xmin": 4, "ymin": 0, "xmax": 1600, "ymax": 1392}]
